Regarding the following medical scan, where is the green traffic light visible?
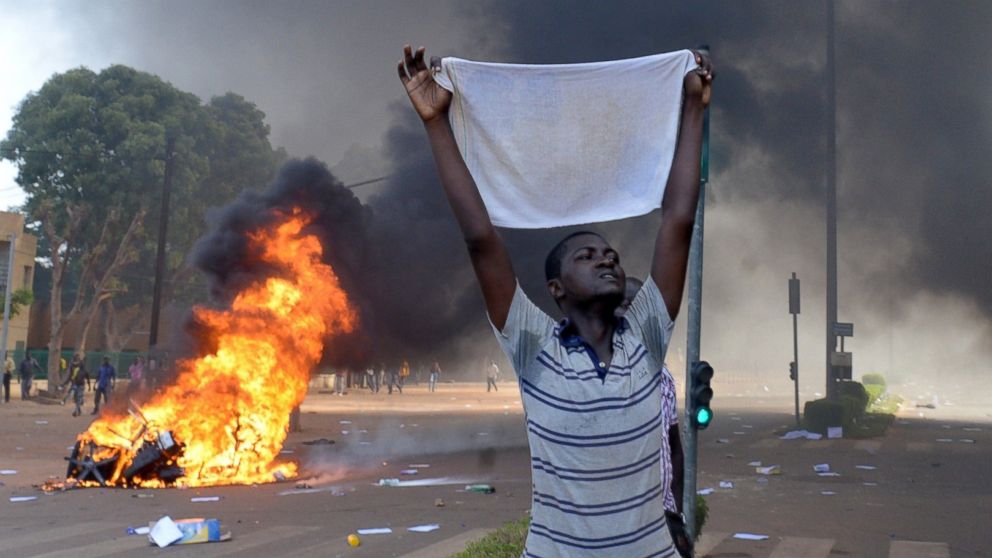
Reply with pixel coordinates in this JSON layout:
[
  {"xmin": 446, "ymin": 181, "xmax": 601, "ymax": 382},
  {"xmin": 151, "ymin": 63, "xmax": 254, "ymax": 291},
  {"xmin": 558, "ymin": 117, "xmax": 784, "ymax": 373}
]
[{"xmin": 695, "ymin": 407, "xmax": 713, "ymax": 426}]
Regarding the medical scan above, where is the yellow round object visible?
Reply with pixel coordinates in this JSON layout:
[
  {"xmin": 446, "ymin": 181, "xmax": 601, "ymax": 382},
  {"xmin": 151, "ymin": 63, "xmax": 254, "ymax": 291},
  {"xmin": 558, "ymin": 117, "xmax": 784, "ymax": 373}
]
[{"xmin": 347, "ymin": 533, "xmax": 361, "ymax": 547}]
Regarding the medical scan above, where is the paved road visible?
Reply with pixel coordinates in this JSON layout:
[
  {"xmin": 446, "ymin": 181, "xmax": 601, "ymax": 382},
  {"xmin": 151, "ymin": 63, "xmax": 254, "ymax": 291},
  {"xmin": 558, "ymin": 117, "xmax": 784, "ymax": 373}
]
[{"xmin": 1, "ymin": 384, "xmax": 988, "ymax": 556}]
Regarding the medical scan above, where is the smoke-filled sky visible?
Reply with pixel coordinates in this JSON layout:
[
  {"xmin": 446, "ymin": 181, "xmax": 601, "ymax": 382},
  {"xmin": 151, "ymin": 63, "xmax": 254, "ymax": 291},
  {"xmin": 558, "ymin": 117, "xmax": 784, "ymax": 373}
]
[{"xmin": 2, "ymin": 1, "xmax": 989, "ymax": 391}]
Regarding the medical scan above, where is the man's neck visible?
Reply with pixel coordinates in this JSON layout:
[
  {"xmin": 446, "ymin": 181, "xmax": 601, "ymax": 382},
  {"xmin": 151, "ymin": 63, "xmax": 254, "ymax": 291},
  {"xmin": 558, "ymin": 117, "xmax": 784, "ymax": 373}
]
[{"xmin": 564, "ymin": 303, "xmax": 617, "ymax": 345}]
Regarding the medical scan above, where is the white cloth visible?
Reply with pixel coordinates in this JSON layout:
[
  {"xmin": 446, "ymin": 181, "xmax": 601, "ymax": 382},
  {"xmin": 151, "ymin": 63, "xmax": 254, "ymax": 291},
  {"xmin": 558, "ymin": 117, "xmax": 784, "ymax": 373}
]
[{"xmin": 433, "ymin": 50, "xmax": 698, "ymax": 229}]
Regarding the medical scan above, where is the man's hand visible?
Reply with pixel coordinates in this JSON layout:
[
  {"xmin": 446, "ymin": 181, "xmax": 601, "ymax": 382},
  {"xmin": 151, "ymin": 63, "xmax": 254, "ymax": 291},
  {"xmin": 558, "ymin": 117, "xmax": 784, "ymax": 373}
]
[
  {"xmin": 685, "ymin": 50, "xmax": 714, "ymax": 108},
  {"xmin": 397, "ymin": 45, "xmax": 452, "ymax": 124}
]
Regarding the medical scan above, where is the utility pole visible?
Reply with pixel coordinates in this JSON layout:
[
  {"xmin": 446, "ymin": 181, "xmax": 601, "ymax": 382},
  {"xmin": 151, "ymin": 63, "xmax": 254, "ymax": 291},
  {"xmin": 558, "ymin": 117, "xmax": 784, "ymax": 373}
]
[
  {"xmin": 682, "ymin": 45, "xmax": 710, "ymax": 539},
  {"xmin": 0, "ymin": 233, "xmax": 16, "ymax": 366},
  {"xmin": 825, "ymin": 0, "xmax": 839, "ymax": 401},
  {"xmin": 148, "ymin": 137, "xmax": 176, "ymax": 349},
  {"xmin": 789, "ymin": 272, "xmax": 801, "ymax": 426}
]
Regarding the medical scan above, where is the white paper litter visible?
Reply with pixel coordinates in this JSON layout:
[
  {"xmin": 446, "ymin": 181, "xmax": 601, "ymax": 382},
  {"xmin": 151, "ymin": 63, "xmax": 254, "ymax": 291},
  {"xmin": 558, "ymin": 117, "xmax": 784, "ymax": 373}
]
[
  {"xmin": 357, "ymin": 528, "xmax": 393, "ymax": 535},
  {"xmin": 400, "ymin": 469, "xmax": 418, "ymax": 475},
  {"xmin": 408, "ymin": 464, "xmax": 431, "ymax": 468},
  {"xmin": 780, "ymin": 430, "xmax": 822, "ymax": 440},
  {"xmin": 827, "ymin": 426, "xmax": 843, "ymax": 439},
  {"xmin": 0, "ymin": 469, "xmax": 17, "ymax": 475},
  {"xmin": 963, "ymin": 427, "xmax": 982, "ymax": 432},
  {"xmin": 190, "ymin": 496, "xmax": 220, "ymax": 502},
  {"xmin": 35, "ymin": 420, "xmax": 48, "ymax": 425},
  {"xmin": 821, "ymin": 490, "xmax": 836, "ymax": 495},
  {"xmin": 818, "ymin": 472, "xmax": 841, "ymax": 477},
  {"xmin": 747, "ymin": 461, "xmax": 762, "ymax": 467},
  {"xmin": 734, "ymin": 533, "xmax": 769, "ymax": 541},
  {"xmin": 132, "ymin": 526, "xmax": 151, "ymax": 535},
  {"xmin": 149, "ymin": 516, "xmax": 183, "ymax": 548},
  {"xmin": 936, "ymin": 438, "xmax": 953, "ymax": 443},
  {"xmin": 733, "ymin": 431, "xmax": 746, "ymax": 435},
  {"xmin": 407, "ymin": 524, "xmax": 440, "ymax": 533},
  {"xmin": 863, "ymin": 482, "xmax": 878, "ymax": 486},
  {"xmin": 855, "ymin": 465, "xmax": 877, "ymax": 470},
  {"xmin": 716, "ymin": 438, "xmax": 730, "ymax": 444},
  {"xmin": 755, "ymin": 465, "xmax": 780, "ymax": 475},
  {"xmin": 719, "ymin": 481, "xmax": 734, "ymax": 489},
  {"xmin": 697, "ymin": 488, "xmax": 715, "ymax": 495},
  {"xmin": 813, "ymin": 464, "xmax": 830, "ymax": 473},
  {"xmin": 9, "ymin": 496, "xmax": 37, "ymax": 502},
  {"xmin": 339, "ymin": 420, "xmax": 352, "ymax": 424},
  {"xmin": 959, "ymin": 439, "xmax": 976, "ymax": 444}
]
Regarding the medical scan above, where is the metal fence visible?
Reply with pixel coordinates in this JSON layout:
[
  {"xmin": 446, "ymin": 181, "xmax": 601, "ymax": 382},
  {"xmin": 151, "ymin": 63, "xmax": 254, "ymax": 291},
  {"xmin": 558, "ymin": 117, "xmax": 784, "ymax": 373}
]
[{"xmin": 8, "ymin": 350, "xmax": 147, "ymax": 379}]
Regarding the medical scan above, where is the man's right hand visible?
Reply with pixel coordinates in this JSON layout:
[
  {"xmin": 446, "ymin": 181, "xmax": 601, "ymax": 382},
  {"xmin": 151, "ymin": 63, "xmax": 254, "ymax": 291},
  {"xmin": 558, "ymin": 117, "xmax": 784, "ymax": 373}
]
[{"xmin": 397, "ymin": 44, "xmax": 452, "ymax": 124}]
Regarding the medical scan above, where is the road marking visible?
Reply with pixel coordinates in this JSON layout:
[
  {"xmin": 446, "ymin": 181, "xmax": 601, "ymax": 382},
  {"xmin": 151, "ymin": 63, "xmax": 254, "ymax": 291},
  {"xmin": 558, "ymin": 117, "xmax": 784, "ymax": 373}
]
[
  {"xmin": 20, "ymin": 534, "xmax": 146, "ymax": 558},
  {"xmin": 3, "ymin": 522, "xmax": 113, "ymax": 552},
  {"xmin": 398, "ymin": 528, "xmax": 493, "ymax": 558},
  {"xmin": 906, "ymin": 442, "xmax": 932, "ymax": 452},
  {"xmin": 694, "ymin": 530, "xmax": 729, "ymax": 556},
  {"xmin": 888, "ymin": 540, "xmax": 950, "ymax": 558},
  {"xmin": 749, "ymin": 438, "xmax": 782, "ymax": 449},
  {"xmin": 768, "ymin": 536, "xmax": 835, "ymax": 558},
  {"xmin": 211, "ymin": 526, "xmax": 321, "ymax": 557}
]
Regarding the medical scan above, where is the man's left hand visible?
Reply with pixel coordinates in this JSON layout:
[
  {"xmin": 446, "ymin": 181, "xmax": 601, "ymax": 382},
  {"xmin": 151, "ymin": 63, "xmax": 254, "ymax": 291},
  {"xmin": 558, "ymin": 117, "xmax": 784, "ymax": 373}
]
[{"xmin": 685, "ymin": 50, "xmax": 714, "ymax": 108}]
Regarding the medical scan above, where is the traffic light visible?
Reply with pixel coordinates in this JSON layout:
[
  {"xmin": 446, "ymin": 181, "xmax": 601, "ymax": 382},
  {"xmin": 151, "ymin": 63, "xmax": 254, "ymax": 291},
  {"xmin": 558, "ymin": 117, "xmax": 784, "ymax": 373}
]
[
  {"xmin": 789, "ymin": 361, "xmax": 797, "ymax": 381},
  {"xmin": 689, "ymin": 361, "xmax": 714, "ymax": 430}
]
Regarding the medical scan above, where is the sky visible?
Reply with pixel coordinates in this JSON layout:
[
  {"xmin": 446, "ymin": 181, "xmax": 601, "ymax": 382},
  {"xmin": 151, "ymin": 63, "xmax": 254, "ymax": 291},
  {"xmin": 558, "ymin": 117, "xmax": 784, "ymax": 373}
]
[{"xmin": 2, "ymin": 1, "xmax": 989, "ymax": 394}]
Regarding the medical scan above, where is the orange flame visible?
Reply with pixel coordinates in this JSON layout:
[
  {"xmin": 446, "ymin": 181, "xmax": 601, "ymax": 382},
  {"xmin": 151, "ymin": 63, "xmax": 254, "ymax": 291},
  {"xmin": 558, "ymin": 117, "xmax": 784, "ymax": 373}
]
[{"xmin": 76, "ymin": 211, "xmax": 356, "ymax": 487}]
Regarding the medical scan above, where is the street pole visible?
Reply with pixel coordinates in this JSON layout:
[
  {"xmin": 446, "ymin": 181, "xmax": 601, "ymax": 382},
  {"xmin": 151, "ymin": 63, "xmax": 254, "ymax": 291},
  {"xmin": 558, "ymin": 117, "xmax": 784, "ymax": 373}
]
[
  {"xmin": 148, "ymin": 137, "xmax": 176, "ymax": 349},
  {"xmin": 683, "ymin": 46, "xmax": 710, "ymax": 538},
  {"xmin": 825, "ymin": 0, "xmax": 839, "ymax": 401},
  {"xmin": 790, "ymin": 272, "xmax": 801, "ymax": 426},
  {"xmin": 0, "ymin": 233, "xmax": 16, "ymax": 366}
]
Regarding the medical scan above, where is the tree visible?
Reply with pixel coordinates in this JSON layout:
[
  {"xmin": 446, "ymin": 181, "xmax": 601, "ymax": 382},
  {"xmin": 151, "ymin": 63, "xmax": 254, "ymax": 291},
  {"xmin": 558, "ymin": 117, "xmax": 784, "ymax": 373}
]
[
  {"xmin": 1, "ymin": 66, "xmax": 281, "ymax": 382},
  {"xmin": 0, "ymin": 289, "xmax": 33, "ymax": 319}
]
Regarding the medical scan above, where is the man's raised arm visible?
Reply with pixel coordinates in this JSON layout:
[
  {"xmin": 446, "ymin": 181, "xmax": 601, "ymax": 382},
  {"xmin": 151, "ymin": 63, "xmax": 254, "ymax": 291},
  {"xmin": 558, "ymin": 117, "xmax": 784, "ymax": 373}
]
[
  {"xmin": 651, "ymin": 51, "xmax": 714, "ymax": 321},
  {"xmin": 397, "ymin": 45, "xmax": 516, "ymax": 329}
]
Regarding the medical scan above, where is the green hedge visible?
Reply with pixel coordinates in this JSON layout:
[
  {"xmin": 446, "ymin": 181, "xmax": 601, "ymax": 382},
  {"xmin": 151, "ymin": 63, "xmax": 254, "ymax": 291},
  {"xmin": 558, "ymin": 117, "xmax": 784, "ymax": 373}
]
[
  {"xmin": 804, "ymin": 381, "xmax": 870, "ymax": 435},
  {"xmin": 862, "ymin": 373, "xmax": 886, "ymax": 386},
  {"xmin": 803, "ymin": 398, "xmax": 844, "ymax": 433}
]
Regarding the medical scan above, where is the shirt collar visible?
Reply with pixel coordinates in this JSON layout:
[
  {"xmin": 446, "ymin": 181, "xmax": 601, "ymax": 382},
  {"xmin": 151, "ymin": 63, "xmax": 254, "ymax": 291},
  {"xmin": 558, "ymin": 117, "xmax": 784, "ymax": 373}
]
[{"xmin": 555, "ymin": 316, "xmax": 629, "ymax": 347}]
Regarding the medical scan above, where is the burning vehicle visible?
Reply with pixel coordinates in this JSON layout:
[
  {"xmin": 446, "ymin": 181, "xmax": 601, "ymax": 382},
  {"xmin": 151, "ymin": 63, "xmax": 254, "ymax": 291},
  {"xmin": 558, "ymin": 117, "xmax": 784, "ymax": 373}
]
[{"xmin": 64, "ymin": 212, "xmax": 356, "ymax": 488}]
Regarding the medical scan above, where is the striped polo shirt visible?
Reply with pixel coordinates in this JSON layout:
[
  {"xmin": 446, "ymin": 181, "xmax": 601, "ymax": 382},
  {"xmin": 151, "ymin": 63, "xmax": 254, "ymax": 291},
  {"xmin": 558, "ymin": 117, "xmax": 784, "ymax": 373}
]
[{"xmin": 492, "ymin": 277, "xmax": 676, "ymax": 558}]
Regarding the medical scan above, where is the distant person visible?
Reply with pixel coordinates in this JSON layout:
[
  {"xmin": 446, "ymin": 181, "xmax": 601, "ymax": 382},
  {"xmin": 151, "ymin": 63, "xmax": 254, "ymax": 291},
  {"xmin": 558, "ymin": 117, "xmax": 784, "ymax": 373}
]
[
  {"xmin": 486, "ymin": 360, "xmax": 500, "ymax": 392},
  {"xmin": 3, "ymin": 354, "xmax": 13, "ymax": 403},
  {"xmin": 387, "ymin": 364, "xmax": 402, "ymax": 395},
  {"xmin": 18, "ymin": 354, "xmax": 41, "ymax": 400},
  {"xmin": 333, "ymin": 369, "xmax": 345, "ymax": 396},
  {"xmin": 61, "ymin": 354, "xmax": 89, "ymax": 417},
  {"xmin": 128, "ymin": 357, "xmax": 144, "ymax": 394},
  {"xmin": 399, "ymin": 360, "xmax": 410, "ymax": 391},
  {"xmin": 428, "ymin": 360, "xmax": 441, "ymax": 393},
  {"xmin": 376, "ymin": 364, "xmax": 386, "ymax": 394},
  {"xmin": 92, "ymin": 356, "xmax": 116, "ymax": 414},
  {"xmin": 365, "ymin": 366, "xmax": 376, "ymax": 393}
]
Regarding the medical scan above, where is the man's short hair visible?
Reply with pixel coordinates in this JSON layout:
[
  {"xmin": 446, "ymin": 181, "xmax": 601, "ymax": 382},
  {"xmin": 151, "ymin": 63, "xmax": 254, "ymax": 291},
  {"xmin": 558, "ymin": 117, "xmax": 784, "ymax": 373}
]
[{"xmin": 544, "ymin": 231, "xmax": 606, "ymax": 281}]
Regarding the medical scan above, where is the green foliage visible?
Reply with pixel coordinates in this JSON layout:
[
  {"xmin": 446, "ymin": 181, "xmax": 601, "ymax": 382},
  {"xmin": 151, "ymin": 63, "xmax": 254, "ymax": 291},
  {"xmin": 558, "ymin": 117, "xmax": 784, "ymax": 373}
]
[
  {"xmin": 695, "ymin": 494, "xmax": 709, "ymax": 541},
  {"xmin": 1, "ymin": 65, "xmax": 283, "ymax": 335},
  {"xmin": 451, "ymin": 515, "xmax": 530, "ymax": 558},
  {"xmin": 865, "ymin": 384, "xmax": 886, "ymax": 406},
  {"xmin": 0, "ymin": 288, "xmax": 33, "ymax": 318},
  {"xmin": 838, "ymin": 381, "xmax": 870, "ymax": 414},
  {"xmin": 804, "ymin": 383, "xmax": 875, "ymax": 435},
  {"xmin": 861, "ymin": 373, "xmax": 887, "ymax": 386}
]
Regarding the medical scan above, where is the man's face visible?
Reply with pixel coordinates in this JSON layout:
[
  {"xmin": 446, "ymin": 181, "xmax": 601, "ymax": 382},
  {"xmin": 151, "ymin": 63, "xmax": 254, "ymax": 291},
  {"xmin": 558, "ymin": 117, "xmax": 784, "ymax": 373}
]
[{"xmin": 554, "ymin": 234, "xmax": 626, "ymax": 305}]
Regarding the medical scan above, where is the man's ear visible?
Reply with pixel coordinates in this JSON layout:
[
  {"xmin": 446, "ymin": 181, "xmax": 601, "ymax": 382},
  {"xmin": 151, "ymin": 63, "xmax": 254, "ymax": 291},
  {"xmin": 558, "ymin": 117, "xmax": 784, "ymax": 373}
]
[{"xmin": 547, "ymin": 278, "xmax": 564, "ymax": 302}]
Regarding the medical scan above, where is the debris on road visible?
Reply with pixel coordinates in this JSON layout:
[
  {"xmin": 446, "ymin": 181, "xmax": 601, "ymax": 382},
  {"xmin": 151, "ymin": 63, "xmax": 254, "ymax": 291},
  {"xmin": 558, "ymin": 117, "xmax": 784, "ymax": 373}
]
[
  {"xmin": 356, "ymin": 527, "xmax": 393, "ymax": 535},
  {"xmin": 10, "ymin": 496, "xmax": 37, "ymax": 502},
  {"xmin": 302, "ymin": 438, "xmax": 335, "ymax": 446},
  {"xmin": 132, "ymin": 492, "xmax": 155, "ymax": 499},
  {"xmin": 190, "ymin": 496, "xmax": 221, "ymax": 502},
  {"xmin": 755, "ymin": 465, "xmax": 780, "ymax": 475},
  {"xmin": 827, "ymin": 427, "xmax": 843, "ymax": 439},
  {"xmin": 400, "ymin": 469, "xmax": 418, "ymax": 475},
  {"xmin": 855, "ymin": 465, "xmax": 877, "ymax": 470},
  {"xmin": 719, "ymin": 481, "xmax": 734, "ymax": 489},
  {"xmin": 733, "ymin": 533, "xmax": 769, "ymax": 541},
  {"xmin": 697, "ymin": 488, "xmax": 715, "ymax": 495},
  {"xmin": 148, "ymin": 517, "xmax": 230, "ymax": 547},
  {"xmin": 347, "ymin": 533, "xmax": 361, "ymax": 547},
  {"xmin": 35, "ymin": 420, "xmax": 48, "ymax": 425},
  {"xmin": 780, "ymin": 430, "xmax": 821, "ymax": 440},
  {"xmin": 818, "ymin": 472, "xmax": 841, "ymax": 477},
  {"xmin": 747, "ymin": 461, "xmax": 762, "ymax": 467},
  {"xmin": 821, "ymin": 490, "xmax": 837, "ymax": 495},
  {"xmin": 434, "ymin": 498, "xmax": 445, "ymax": 507},
  {"xmin": 378, "ymin": 478, "xmax": 400, "ymax": 486},
  {"xmin": 408, "ymin": 524, "xmax": 440, "ymax": 533},
  {"xmin": 716, "ymin": 438, "xmax": 730, "ymax": 444},
  {"xmin": 408, "ymin": 463, "xmax": 431, "ymax": 468},
  {"xmin": 813, "ymin": 464, "xmax": 831, "ymax": 473},
  {"xmin": 126, "ymin": 526, "xmax": 151, "ymax": 535},
  {"xmin": 465, "ymin": 484, "xmax": 495, "ymax": 494},
  {"xmin": 1, "ymin": 469, "xmax": 17, "ymax": 475},
  {"xmin": 959, "ymin": 439, "xmax": 976, "ymax": 444}
]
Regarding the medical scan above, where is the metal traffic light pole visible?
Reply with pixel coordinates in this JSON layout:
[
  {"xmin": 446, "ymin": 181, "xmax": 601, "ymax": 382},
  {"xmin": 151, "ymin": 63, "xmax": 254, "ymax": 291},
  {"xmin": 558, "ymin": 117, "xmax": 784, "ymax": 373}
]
[{"xmin": 682, "ymin": 45, "xmax": 710, "ymax": 540}]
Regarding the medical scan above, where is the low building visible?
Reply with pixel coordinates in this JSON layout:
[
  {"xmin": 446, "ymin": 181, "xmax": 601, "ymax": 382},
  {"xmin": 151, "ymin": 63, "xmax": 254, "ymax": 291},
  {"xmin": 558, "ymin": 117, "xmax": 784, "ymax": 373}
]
[{"xmin": 0, "ymin": 212, "xmax": 38, "ymax": 353}]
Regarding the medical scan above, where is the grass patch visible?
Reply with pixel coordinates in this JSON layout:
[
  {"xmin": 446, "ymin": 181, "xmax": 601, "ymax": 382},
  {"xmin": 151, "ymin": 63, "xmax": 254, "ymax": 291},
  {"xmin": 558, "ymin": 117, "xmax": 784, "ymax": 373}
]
[{"xmin": 451, "ymin": 515, "xmax": 530, "ymax": 558}]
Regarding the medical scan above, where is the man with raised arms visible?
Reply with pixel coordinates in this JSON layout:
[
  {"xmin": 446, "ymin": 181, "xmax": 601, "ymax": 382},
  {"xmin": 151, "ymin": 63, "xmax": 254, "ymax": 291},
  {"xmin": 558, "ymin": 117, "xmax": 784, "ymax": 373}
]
[{"xmin": 398, "ymin": 44, "xmax": 712, "ymax": 557}]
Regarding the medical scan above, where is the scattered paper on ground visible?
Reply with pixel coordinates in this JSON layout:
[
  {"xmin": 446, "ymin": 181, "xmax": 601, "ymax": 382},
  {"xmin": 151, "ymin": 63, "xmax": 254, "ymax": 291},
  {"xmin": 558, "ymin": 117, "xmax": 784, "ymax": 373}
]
[
  {"xmin": 408, "ymin": 524, "xmax": 440, "ymax": 533},
  {"xmin": 734, "ymin": 533, "xmax": 769, "ymax": 541},
  {"xmin": 191, "ymin": 496, "xmax": 220, "ymax": 502},
  {"xmin": 827, "ymin": 426, "xmax": 843, "ymax": 439},
  {"xmin": 150, "ymin": 516, "xmax": 184, "ymax": 548},
  {"xmin": 0, "ymin": 469, "xmax": 17, "ymax": 475},
  {"xmin": 10, "ymin": 496, "xmax": 37, "ymax": 502},
  {"xmin": 780, "ymin": 430, "xmax": 822, "ymax": 440},
  {"xmin": 719, "ymin": 481, "xmax": 734, "ymax": 489},
  {"xmin": 697, "ymin": 488, "xmax": 715, "ymax": 495},
  {"xmin": 357, "ymin": 528, "xmax": 392, "ymax": 535},
  {"xmin": 818, "ymin": 472, "xmax": 841, "ymax": 477},
  {"xmin": 813, "ymin": 464, "xmax": 830, "ymax": 473},
  {"xmin": 856, "ymin": 465, "xmax": 877, "ymax": 470},
  {"xmin": 756, "ymin": 465, "xmax": 780, "ymax": 475}
]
